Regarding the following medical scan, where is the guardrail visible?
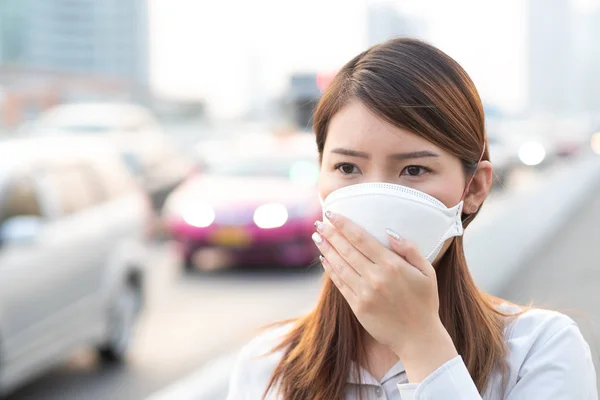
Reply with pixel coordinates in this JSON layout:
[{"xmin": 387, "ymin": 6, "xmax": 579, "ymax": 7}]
[{"xmin": 466, "ymin": 155, "xmax": 600, "ymax": 294}]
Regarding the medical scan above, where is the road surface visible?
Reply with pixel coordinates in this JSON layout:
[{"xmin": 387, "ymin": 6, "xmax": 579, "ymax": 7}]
[{"xmin": 500, "ymin": 183, "xmax": 600, "ymax": 392}]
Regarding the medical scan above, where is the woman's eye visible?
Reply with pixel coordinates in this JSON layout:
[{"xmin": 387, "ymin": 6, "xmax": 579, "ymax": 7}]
[
  {"xmin": 402, "ymin": 165, "xmax": 430, "ymax": 177},
  {"xmin": 335, "ymin": 163, "xmax": 360, "ymax": 175}
]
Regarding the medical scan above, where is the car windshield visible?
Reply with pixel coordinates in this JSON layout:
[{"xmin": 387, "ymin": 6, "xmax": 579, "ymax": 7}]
[{"xmin": 209, "ymin": 157, "xmax": 319, "ymax": 183}]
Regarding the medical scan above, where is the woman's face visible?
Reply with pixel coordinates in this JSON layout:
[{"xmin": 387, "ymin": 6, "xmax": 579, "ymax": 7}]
[{"xmin": 318, "ymin": 100, "xmax": 491, "ymax": 263}]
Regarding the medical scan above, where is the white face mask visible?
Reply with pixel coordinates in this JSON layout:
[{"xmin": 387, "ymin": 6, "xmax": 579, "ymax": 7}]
[{"xmin": 321, "ymin": 183, "xmax": 464, "ymax": 263}]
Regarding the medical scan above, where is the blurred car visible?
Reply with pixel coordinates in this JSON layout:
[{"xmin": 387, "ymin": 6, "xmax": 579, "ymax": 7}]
[
  {"xmin": 23, "ymin": 102, "xmax": 193, "ymax": 211},
  {"xmin": 493, "ymin": 118, "xmax": 551, "ymax": 168},
  {"xmin": 499, "ymin": 115, "xmax": 593, "ymax": 168},
  {"xmin": 164, "ymin": 134, "xmax": 321, "ymax": 271},
  {"xmin": 0, "ymin": 137, "xmax": 150, "ymax": 396},
  {"xmin": 487, "ymin": 133, "xmax": 518, "ymax": 187},
  {"xmin": 550, "ymin": 127, "xmax": 589, "ymax": 159}
]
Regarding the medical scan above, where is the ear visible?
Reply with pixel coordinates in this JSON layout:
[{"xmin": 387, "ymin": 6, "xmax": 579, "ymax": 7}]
[{"xmin": 464, "ymin": 160, "xmax": 493, "ymax": 214}]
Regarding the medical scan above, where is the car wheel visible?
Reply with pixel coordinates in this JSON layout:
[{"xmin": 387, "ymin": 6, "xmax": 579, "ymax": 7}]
[{"xmin": 98, "ymin": 284, "xmax": 140, "ymax": 364}]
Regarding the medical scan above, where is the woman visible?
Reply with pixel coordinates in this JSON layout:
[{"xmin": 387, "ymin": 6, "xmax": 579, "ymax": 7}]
[{"xmin": 226, "ymin": 38, "xmax": 597, "ymax": 399}]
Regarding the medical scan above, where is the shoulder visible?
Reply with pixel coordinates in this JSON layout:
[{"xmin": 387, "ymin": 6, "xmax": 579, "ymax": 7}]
[
  {"xmin": 227, "ymin": 323, "xmax": 293, "ymax": 400},
  {"xmin": 503, "ymin": 306, "xmax": 580, "ymax": 347},
  {"xmin": 501, "ymin": 306, "xmax": 596, "ymax": 390},
  {"xmin": 501, "ymin": 305, "xmax": 574, "ymax": 335},
  {"xmin": 479, "ymin": 305, "xmax": 597, "ymax": 398}
]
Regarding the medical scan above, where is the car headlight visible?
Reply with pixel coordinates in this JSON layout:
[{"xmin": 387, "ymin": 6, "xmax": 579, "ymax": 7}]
[
  {"xmin": 253, "ymin": 203, "xmax": 288, "ymax": 229},
  {"xmin": 518, "ymin": 142, "xmax": 546, "ymax": 166},
  {"xmin": 182, "ymin": 203, "xmax": 215, "ymax": 228}
]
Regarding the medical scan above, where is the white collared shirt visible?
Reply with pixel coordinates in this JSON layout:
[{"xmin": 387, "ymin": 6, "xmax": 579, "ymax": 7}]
[{"xmin": 226, "ymin": 305, "xmax": 597, "ymax": 399}]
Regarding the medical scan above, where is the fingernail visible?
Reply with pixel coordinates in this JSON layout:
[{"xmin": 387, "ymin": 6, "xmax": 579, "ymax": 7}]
[
  {"xmin": 314, "ymin": 220, "xmax": 324, "ymax": 232},
  {"xmin": 319, "ymin": 255, "xmax": 326, "ymax": 265},
  {"xmin": 324, "ymin": 210, "xmax": 335, "ymax": 221},
  {"xmin": 385, "ymin": 228, "xmax": 402, "ymax": 241},
  {"xmin": 312, "ymin": 232, "xmax": 323, "ymax": 244}
]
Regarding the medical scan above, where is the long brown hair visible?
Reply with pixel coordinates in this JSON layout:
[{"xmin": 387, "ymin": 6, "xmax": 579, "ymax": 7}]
[{"xmin": 263, "ymin": 38, "xmax": 515, "ymax": 400}]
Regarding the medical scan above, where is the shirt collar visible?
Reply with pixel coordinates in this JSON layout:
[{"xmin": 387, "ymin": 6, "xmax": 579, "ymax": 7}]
[{"xmin": 347, "ymin": 360, "xmax": 405, "ymax": 385}]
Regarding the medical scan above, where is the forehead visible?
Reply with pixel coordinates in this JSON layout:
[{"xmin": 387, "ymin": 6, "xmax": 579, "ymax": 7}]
[{"xmin": 325, "ymin": 100, "xmax": 440, "ymax": 153}]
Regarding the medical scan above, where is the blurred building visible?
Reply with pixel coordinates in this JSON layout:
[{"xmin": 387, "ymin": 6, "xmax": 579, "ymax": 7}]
[
  {"xmin": 0, "ymin": 0, "xmax": 148, "ymax": 131},
  {"xmin": 0, "ymin": 0, "xmax": 26, "ymax": 63},
  {"xmin": 281, "ymin": 4, "xmax": 428, "ymax": 131},
  {"xmin": 527, "ymin": 0, "xmax": 600, "ymax": 116},
  {"xmin": 572, "ymin": 5, "xmax": 600, "ymax": 113},
  {"xmin": 367, "ymin": 2, "xmax": 428, "ymax": 46},
  {"xmin": 527, "ymin": 0, "xmax": 575, "ymax": 115},
  {"xmin": 0, "ymin": 0, "xmax": 148, "ymax": 91},
  {"xmin": 286, "ymin": 73, "xmax": 323, "ymax": 131}
]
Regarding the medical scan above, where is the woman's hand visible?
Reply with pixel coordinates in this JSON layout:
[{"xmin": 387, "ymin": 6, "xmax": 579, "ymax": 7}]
[{"xmin": 312, "ymin": 211, "xmax": 458, "ymax": 382}]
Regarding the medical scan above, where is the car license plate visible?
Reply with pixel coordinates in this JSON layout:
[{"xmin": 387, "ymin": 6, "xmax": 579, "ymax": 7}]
[{"xmin": 210, "ymin": 227, "xmax": 252, "ymax": 248}]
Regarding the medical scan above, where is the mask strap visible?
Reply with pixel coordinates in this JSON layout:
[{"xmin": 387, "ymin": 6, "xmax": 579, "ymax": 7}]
[{"xmin": 461, "ymin": 144, "xmax": 486, "ymax": 201}]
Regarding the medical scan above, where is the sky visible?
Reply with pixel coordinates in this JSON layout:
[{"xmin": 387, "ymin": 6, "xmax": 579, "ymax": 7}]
[{"xmin": 149, "ymin": 0, "xmax": 528, "ymax": 118}]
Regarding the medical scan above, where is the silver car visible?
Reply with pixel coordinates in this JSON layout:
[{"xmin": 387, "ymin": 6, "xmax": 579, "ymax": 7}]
[
  {"xmin": 24, "ymin": 102, "xmax": 193, "ymax": 211},
  {"xmin": 0, "ymin": 137, "xmax": 150, "ymax": 396}
]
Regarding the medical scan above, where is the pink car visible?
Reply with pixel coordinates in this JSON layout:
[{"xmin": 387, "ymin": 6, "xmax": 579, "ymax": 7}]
[{"xmin": 163, "ymin": 154, "xmax": 321, "ymax": 272}]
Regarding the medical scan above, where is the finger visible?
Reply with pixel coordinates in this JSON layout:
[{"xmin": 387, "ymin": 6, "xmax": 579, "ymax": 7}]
[
  {"xmin": 312, "ymin": 232, "xmax": 361, "ymax": 291},
  {"xmin": 315, "ymin": 219, "xmax": 372, "ymax": 276},
  {"xmin": 386, "ymin": 229, "xmax": 435, "ymax": 277},
  {"xmin": 320, "ymin": 255, "xmax": 357, "ymax": 306},
  {"xmin": 324, "ymin": 211, "xmax": 389, "ymax": 265}
]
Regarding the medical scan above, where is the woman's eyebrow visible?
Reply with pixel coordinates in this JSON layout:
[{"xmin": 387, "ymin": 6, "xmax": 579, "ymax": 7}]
[
  {"xmin": 388, "ymin": 150, "xmax": 440, "ymax": 161},
  {"xmin": 330, "ymin": 148, "xmax": 370, "ymax": 159},
  {"xmin": 330, "ymin": 148, "xmax": 439, "ymax": 161}
]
